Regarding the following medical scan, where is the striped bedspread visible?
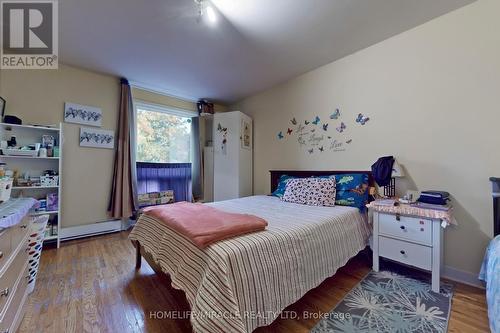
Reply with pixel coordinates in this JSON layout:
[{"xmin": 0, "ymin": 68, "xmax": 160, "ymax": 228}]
[{"xmin": 129, "ymin": 195, "xmax": 371, "ymax": 333}]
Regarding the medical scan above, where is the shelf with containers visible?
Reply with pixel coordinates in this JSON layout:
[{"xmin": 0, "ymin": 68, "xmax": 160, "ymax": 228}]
[{"xmin": 0, "ymin": 122, "xmax": 63, "ymax": 248}]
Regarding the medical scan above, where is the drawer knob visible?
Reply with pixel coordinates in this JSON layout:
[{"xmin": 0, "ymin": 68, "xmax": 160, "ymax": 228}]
[
  {"xmin": 400, "ymin": 250, "xmax": 406, "ymax": 255},
  {"xmin": 0, "ymin": 287, "xmax": 9, "ymax": 297},
  {"xmin": 400, "ymin": 225, "xmax": 406, "ymax": 230}
]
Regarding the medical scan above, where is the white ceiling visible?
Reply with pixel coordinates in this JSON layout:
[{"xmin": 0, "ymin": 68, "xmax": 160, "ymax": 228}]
[{"xmin": 60, "ymin": 0, "xmax": 475, "ymax": 103}]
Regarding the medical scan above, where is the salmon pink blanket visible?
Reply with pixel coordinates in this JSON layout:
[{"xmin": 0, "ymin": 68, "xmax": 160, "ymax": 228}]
[{"xmin": 143, "ymin": 202, "xmax": 268, "ymax": 248}]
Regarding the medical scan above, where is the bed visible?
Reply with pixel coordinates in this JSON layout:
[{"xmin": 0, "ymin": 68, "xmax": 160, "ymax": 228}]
[{"xmin": 129, "ymin": 170, "xmax": 374, "ymax": 333}]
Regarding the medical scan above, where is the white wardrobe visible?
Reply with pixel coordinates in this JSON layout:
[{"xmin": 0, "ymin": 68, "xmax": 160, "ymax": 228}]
[{"xmin": 204, "ymin": 111, "xmax": 252, "ymax": 202}]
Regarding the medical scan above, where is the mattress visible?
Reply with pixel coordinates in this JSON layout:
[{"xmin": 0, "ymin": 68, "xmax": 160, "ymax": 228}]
[{"xmin": 129, "ymin": 195, "xmax": 371, "ymax": 333}]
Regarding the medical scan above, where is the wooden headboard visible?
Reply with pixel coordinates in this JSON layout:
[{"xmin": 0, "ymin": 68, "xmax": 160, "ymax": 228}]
[{"xmin": 270, "ymin": 170, "xmax": 375, "ymax": 193}]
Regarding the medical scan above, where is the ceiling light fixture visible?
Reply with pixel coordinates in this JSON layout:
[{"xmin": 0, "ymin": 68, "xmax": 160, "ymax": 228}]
[
  {"xmin": 206, "ymin": 5, "xmax": 217, "ymax": 24},
  {"xmin": 194, "ymin": 0, "xmax": 217, "ymax": 25}
]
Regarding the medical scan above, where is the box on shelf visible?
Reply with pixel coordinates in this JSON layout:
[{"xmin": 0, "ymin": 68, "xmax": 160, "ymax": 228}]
[
  {"xmin": 36, "ymin": 199, "xmax": 47, "ymax": 212},
  {"xmin": 47, "ymin": 193, "xmax": 58, "ymax": 211},
  {"xmin": 0, "ymin": 178, "xmax": 13, "ymax": 202},
  {"xmin": 44, "ymin": 225, "xmax": 51, "ymax": 238},
  {"xmin": 138, "ymin": 190, "xmax": 174, "ymax": 208}
]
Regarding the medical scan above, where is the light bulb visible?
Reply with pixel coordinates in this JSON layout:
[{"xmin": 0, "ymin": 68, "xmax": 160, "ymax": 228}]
[{"xmin": 206, "ymin": 5, "xmax": 217, "ymax": 24}]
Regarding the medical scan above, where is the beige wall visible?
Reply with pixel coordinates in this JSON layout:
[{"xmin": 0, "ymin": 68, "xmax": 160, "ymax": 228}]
[
  {"xmin": 234, "ymin": 0, "xmax": 500, "ymax": 275},
  {"xmin": 0, "ymin": 64, "xmax": 120, "ymax": 227}
]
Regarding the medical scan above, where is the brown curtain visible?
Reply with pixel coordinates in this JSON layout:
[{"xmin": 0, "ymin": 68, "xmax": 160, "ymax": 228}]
[{"xmin": 108, "ymin": 78, "xmax": 138, "ymax": 218}]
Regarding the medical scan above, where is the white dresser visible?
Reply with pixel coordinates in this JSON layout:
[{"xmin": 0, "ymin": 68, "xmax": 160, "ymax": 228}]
[
  {"xmin": 372, "ymin": 211, "xmax": 444, "ymax": 292},
  {"xmin": 0, "ymin": 199, "xmax": 36, "ymax": 333}
]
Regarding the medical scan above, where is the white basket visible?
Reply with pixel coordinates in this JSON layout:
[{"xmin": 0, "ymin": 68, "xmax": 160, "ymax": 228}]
[
  {"xmin": 40, "ymin": 175, "xmax": 59, "ymax": 187},
  {"xmin": 0, "ymin": 179, "xmax": 13, "ymax": 203},
  {"xmin": 27, "ymin": 215, "xmax": 49, "ymax": 294},
  {"xmin": 3, "ymin": 148, "xmax": 39, "ymax": 157}
]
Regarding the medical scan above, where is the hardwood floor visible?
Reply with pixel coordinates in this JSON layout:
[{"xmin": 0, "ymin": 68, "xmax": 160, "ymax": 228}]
[{"xmin": 19, "ymin": 231, "xmax": 490, "ymax": 333}]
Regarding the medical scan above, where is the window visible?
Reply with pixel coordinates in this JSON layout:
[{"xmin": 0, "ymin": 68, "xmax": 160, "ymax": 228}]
[{"xmin": 135, "ymin": 102, "xmax": 195, "ymax": 163}]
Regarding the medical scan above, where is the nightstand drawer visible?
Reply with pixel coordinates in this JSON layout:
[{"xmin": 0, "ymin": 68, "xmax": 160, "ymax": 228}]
[
  {"xmin": 379, "ymin": 213, "xmax": 432, "ymax": 245},
  {"xmin": 379, "ymin": 236, "xmax": 432, "ymax": 270}
]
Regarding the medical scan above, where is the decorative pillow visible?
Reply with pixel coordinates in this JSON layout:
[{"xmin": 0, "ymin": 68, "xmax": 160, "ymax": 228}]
[
  {"xmin": 281, "ymin": 178, "xmax": 336, "ymax": 207},
  {"xmin": 333, "ymin": 173, "xmax": 369, "ymax": 191},
  {"xmin": 335, "ymin": 190, "xmax": 369, "ymax": 210},
  {"xmin": 320, "ymin": 173, "xmax": 370, "ymax": 210},
  {"xmin": 271, "ymin": 175, "xmax": 296, "ymax": 198}
]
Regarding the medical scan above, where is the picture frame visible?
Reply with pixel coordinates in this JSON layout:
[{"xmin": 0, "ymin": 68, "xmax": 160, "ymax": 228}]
[
  {"xmin": 79, "ymin": 127, "xmax": 115, "ymax": 149},
  {"xmin": 64, "ymin": 102, "xmax": 102, "ymax": 127},
  {"xmin": 241, "ymin": 119, "xmax": 252, "ymax": 149}
]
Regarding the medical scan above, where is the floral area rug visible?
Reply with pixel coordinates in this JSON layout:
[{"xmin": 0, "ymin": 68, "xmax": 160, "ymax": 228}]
[{"xmin": 311, "ymin": 264, "xmax": 454, "ymax": 333}]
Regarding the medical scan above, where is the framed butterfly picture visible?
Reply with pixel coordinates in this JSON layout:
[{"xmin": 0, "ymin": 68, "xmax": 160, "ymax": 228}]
[{"xmin": 241, "ymin": 119, "xmax": 252, "ymax": 149}]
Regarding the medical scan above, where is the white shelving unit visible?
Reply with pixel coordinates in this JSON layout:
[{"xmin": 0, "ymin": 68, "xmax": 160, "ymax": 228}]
[{"xmin": 0, "ymin": 122, "xmax": 63, "ymax": 248}]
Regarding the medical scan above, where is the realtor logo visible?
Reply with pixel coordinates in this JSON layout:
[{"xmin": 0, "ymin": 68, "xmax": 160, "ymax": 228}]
[{"xmin": 1, "ymin": 0, "xmax": 58, "ymax": 69}]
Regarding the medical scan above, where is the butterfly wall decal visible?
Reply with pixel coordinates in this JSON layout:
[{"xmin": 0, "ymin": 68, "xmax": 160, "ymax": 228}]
[
  {"xmin": 312, "ymin": 116, "xmax": 320, "ymax": 125},
  {"xmin": 330, "ymin": 108, "xmax": 340, "ymax": 120},
  {"xmin": 287, "ymin": 128, "xmax": 293, "ymax": 135},
  {"xmin": 322, "ymin": 123, "xmax": 329, "ymax": 131},
  {"xmin": 304, "ymin": 120, "xmax": 310, "ymax": 125},
  {"xmin": 277, "ymin": 131, "xmax": 284, "ymax": 140},
  {"xmin": 217, "ymin": 123, "xmax": 227, "ymax": 133},
  {"xmin": 310, "ymin": 129, "xmax": 316, "ymax": 133},
  {"xmin": 336, "ymin": 122, "xmax": 346, "ymax": 133},
  {"xmin": 327, "ymin": 136, "xmax": 332, "ymax": 139},
  {"xmin": 356, "ymin": 113, "xmax": 370, "ymax": 125},
  {"xmin": 319, "ymin": 146, "xmax": 324, "ymax": 152},
  {"xmin": 290, "ymin": 117, "xmax": 297, "ymax": 125},
  {"xmin": 308, "ymin": 148, "xmax": 314, "ymax": 154},
  {"xmin": 346, "ymin": 139, "xmax": 353, "ymax": 144}
]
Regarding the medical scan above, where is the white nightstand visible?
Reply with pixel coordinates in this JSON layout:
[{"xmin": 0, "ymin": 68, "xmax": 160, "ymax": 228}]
[{"xmin": 372, "ymin": 209, "xmax": 445, "ymax": 292}]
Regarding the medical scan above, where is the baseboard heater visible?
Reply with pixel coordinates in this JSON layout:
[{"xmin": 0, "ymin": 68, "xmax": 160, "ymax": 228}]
[{"xmin": 60, "ymin": 220, "xmax": 123, "ymax": 242}]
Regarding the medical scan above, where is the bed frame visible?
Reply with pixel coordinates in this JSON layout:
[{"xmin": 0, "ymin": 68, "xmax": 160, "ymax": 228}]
[{"xmin": 134, "ymin": 169, "xmax": 374, "ymax": 269}]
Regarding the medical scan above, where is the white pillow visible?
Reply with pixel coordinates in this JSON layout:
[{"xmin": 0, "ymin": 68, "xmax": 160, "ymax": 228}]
[{"xmin": 281, "ymin": 178, "xmax": 336, "ymax": 207}]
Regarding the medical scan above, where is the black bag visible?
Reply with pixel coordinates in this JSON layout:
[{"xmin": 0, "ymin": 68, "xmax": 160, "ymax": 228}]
[{"xmin": 371, "ymin": 156, "xmax": 395, "ymax": 186}]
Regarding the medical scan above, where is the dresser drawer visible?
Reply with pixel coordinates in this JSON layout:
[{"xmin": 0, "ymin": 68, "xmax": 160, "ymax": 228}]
[
  {"xmin": 0, "ymin": 263, "xmax": 29, "ymax": 333},
  {"xmin": 0, "ymin": 229, "xmax": 12, "ymax": 274},
  {"xmin": 0, "ymin": 246, "xmax": 28, "ymax": 316},
  {"xmin": 10, "ymin": 219, "xmax": 30, "ymax": 249},
  {"xmin": 379, "ymin": 213, "xmax": 432, "ymax": 245},
  {"xmin": 379, "ymin": 236, "xmax": 432, "ymax": 270}
]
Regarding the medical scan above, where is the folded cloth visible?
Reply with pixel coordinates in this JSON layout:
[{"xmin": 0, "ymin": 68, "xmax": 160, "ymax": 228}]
[
  {"xmin": 413, "ymin": 202, "xmax": 451, "ymax": 211},
  {"xmin": 420, "ymin": 191, "xmax": 450, "ymax": 199},
  {"xmin": 143, "ymin": 202, "xmax": 268, "ymax": 248},
  {"xmin": 417, "ymin": 196, "xmax": 449, "ymax": 205}
]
